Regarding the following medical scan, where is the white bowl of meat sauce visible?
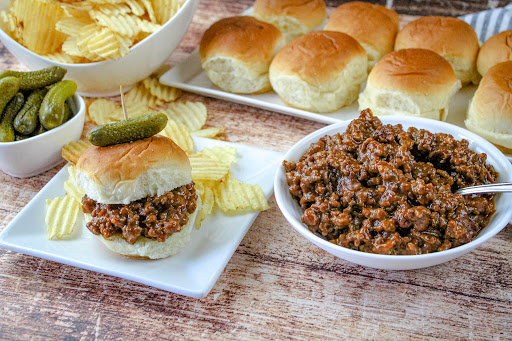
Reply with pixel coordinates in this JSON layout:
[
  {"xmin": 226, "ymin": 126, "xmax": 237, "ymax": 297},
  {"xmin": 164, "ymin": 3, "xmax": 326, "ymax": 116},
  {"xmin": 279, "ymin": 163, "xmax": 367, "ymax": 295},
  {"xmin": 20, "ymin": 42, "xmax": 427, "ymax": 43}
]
[{"xmin": 275, "ymin": 109, "xmax": 512, "ymax": 270}]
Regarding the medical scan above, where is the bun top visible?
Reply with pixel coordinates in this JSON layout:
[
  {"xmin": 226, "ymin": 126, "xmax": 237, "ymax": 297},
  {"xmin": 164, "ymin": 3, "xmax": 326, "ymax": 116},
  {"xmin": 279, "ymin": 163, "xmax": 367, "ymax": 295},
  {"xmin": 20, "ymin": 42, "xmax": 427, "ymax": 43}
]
[
  {"xmin": 395, "ymin": 16, "xmax": 479, "ymax": 63},
  {"xmin": 270, "ymin": 31, "xmax": 366, "ymax": 87},
  {"xmin": 368, "ymin": 48, "xmax": 458, "ymax": 95},
  {"xmin": 470, "ymin": 61, "xmax": 512, "ymax": 129},
  {"xmin": 477, "ymin": 30, "xmax": 512, "ymax": 76},
  {"xmin": 325, "ymin": 2, "xmax": 399, "ymax": 55},
  {"xmin": 199, "ymin": 16, "xmax": 282, "ymax": 63},
  {"xmin": 253, "ymin": 0, "xmax": 326, "ymax": 31},
  {"xmin": 76, "ymin": 135, "xmax": 192, "ymax": 204}
]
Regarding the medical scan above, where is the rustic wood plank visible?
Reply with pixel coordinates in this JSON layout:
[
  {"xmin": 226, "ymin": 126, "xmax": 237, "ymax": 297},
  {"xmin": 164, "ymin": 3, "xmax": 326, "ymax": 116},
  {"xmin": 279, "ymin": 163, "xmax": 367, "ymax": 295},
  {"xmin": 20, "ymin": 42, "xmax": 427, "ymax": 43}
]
[{"xmin": 0, "ymin": 1, "xmax": 511, "ymax": 340}]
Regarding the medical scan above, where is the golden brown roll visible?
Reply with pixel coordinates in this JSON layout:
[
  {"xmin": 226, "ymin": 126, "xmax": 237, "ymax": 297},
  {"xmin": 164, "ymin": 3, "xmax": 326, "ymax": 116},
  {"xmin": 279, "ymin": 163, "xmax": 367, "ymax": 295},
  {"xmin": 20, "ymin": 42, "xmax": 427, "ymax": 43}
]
[
  {"xmin": 466, "ymin": 61, "xmax": 512, "ymax": 153},
  {"xmin": 269, "ymin": 31, "xmax": 367, "ymax": 113},
  {"xmin": 325, "ymin": 2, "xmax": 399, "ymax": 71},
  {"xmin": 253, "ymin": 0, "xmax": 326, "ymax": 43},
  {"xmin": 477, "ymin": 30, "xmax": 512, "ymax": 76},
  {"xmin": 395, "ymin": 16, "xmax": 480, "ymax": 85},
  {"xmin": 358, "ymin": 48, "xmax": 461, "ymax": 120},
  {"xmin": 199, "ymin": 16, "xmax": 283, "ymax": 94}
]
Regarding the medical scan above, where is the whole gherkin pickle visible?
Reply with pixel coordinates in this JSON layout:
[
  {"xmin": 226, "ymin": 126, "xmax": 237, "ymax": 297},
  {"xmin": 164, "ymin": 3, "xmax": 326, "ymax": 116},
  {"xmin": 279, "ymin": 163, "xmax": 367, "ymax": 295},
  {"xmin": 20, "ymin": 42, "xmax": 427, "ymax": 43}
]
[
  {"xmin": 0, "ymin": 66, "xmax": 67, "ymax": 91},
  {"xmin": 0, "ymin": 92, "xmax": 25, "ymax": 142},
  {"xmin": 87, "ymin": 112, "xmax": 168, "ymax": 147},
  {"xmin": 0, "ymin": 77, "xmax": 20, "ymax": 119},
  {"xmin": 14, "ymin": 88, "xmax": 48, "ymax": 135},
  {"xmin": 39, "ymin": 80, "xmax": 77, "ymax": 130}
]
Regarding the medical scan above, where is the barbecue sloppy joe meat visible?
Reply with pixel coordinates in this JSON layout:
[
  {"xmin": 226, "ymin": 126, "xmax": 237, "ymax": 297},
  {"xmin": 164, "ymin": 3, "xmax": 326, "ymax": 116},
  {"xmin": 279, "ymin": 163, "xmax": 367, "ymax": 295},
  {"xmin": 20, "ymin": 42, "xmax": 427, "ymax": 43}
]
[
  {"xmin": 82, "ymin": 183, "xmax": 197, "ymax": 245},
  {"xmin": 283, "ymin": 109, "xmax": 498, "ymax": 255}
]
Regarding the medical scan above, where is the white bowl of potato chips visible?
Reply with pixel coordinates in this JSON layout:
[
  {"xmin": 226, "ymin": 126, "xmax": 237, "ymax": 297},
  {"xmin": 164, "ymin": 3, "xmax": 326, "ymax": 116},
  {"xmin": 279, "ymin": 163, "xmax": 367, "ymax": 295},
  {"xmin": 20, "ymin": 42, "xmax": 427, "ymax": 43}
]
[{"xmin": 0, "ymin": 0, "xmax": 199, "ymax": 96}]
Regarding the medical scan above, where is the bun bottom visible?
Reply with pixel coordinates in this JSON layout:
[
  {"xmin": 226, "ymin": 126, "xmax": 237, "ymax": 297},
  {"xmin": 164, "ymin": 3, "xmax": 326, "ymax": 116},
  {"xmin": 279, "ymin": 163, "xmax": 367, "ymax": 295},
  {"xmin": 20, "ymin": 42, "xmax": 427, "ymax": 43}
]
[{"xmin": 85, "ymin": 198, "xmax": 200, "ymax": 260}]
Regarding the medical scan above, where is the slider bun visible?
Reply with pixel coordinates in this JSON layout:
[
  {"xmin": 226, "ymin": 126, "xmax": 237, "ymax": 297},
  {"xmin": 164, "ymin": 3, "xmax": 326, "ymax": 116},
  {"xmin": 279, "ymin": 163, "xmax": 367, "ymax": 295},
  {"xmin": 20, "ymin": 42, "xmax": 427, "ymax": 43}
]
[
  {"xmin": 84, "ymin": 198, "xmax": 200, "ymax": 260},
  {"xmin": 466, "ymin": 61, "xmax": 512, "ymax": 153},
  {"xmin": 395, "ymin": 16, "xmax": 480, "ymax": 85},
  {"xmin": 477, "ymin": 30, "xmax": 512, "ymax": 76},
  {"xmin": 325, "ymin": 2, "xmax": 399, "ymax": 70},
  {"xmin": 359, "ymin": 48, "xmax": 461, "ymax": 120},
  {"xmin": 253, "ymin": 0, "xmax": 326, "ymax": 43},
  {"xmin": 269, "ymin": 31, "xmax": 367, "ymax": 113},
  {"xmin": 199, "ymin": 16, "xmax": 283, "ymax": 94},
  {"xmin": 76, "ymin": 135, "xmax": 192, "ymax": 205}
]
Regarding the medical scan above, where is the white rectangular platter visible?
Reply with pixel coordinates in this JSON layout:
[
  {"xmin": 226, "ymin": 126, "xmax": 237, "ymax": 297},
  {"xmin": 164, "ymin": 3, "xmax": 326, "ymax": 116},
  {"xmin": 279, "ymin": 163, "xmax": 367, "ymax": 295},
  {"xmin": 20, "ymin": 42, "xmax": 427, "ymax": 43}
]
[{"xmin": 0, "ymin": 137, "xmax": 283, "ymax": 299}]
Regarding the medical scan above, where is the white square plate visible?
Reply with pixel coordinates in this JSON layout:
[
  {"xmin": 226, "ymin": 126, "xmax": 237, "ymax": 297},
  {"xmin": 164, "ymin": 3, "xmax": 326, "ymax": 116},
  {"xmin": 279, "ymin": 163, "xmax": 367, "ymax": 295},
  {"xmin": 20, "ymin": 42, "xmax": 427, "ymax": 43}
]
[{"xmin": 0, "ymin": 137, "xmax": 283, "ymax": 299}]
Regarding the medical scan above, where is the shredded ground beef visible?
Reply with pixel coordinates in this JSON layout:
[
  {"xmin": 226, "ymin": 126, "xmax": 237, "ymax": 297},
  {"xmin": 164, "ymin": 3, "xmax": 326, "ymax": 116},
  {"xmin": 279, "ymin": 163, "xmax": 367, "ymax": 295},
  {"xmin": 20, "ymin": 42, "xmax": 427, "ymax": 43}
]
[
  {"xmin": 283, "ymin": 110, "xmax": 498, "ymax": 255},
  {"xmin": 82, "ymin": 183, "xmax": 197, "ymax": 244}
]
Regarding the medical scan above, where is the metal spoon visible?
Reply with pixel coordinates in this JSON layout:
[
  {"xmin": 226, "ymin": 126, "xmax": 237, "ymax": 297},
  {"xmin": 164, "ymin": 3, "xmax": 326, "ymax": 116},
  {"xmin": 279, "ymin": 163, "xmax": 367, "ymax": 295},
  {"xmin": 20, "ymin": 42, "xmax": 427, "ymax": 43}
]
[{"xmin": 456, "ymin": 183, "xmax": 512, "ymax": 195}]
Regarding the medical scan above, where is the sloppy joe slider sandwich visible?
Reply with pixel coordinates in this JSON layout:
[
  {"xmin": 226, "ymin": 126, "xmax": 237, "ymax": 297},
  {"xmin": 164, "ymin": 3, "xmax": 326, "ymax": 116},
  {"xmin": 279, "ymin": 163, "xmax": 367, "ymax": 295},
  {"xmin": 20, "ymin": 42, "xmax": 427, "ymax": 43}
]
[{"xmin": 76, "ymin": 135, "xmax": 199, "ymax": 259}]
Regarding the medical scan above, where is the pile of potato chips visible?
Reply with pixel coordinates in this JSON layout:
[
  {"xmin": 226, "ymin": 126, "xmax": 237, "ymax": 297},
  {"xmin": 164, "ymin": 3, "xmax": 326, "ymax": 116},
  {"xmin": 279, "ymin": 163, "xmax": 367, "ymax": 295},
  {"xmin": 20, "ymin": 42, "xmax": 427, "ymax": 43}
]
[
  {"xmin": 0, "ymin": 0, "xmax": 186, "ymax": 63},
  {"xmin": 48, "ymin": 76, "xmax": 269, "ymax": 239}
]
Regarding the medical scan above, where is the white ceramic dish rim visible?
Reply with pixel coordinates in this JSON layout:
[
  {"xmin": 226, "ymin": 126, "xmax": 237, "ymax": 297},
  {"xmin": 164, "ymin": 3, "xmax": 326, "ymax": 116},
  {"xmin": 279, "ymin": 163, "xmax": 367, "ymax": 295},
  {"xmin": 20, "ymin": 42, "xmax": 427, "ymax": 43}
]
[
  {"xmin": 0, "ymin": 0, "xmax": 194, "ymax": 67},
  {"xmin": 274, "ymin": 115, "xmax": 512, "ymax": 262},
  {"xmin": 0, "ymin": 93, "xmax": 85, "ymax": 145}
]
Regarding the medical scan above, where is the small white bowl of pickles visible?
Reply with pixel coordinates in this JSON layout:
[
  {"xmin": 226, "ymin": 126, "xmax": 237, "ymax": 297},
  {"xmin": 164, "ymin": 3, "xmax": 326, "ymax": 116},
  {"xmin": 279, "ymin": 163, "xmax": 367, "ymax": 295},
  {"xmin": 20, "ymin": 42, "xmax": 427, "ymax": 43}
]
[{"xmin": 0, "ymin": 67, "xmax": 85, "ymax": 178}]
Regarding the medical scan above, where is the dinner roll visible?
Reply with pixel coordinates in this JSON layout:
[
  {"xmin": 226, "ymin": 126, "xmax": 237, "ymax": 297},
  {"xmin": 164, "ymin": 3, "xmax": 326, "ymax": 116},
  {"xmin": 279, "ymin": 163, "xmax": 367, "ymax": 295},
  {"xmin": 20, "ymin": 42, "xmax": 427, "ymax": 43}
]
[
  {"xmin": 466, "ymin": 61, "xmax": 512, "ymax": 153},
  {"xmin": 199, "ymin": 16, "xmax": 283, "ymax": 94},
  {"xmin": 358, "ymin": 49, "xmax": 461, "ymax": 120},
  {"xmin": 477, "ymin": 30, "xmax": 512, "ymax": 76},
  {"xmin": 253, "ymin": 0, "xmax": 326, "ymax": 43},
  {"xmin": 395, "ymin": 16, "xmax": 480, "ymax": 85},
  {"xmin": 269, "ymin": 31, "xmax": 367, "ymax": 113},
  {"xmin": 325, "ymin": 2, "xmax": 399, "ymax": 71}
]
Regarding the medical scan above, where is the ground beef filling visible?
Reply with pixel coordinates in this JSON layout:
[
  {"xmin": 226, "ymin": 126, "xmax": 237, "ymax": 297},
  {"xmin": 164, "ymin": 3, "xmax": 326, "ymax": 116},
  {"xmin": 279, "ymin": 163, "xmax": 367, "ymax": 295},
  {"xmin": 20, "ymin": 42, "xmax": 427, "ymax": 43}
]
[
  {"xmin": 82, "ymin": 183, "xmax": 197, "ymax": 245},
  {"xmin": 283, "ymin": 109, "xmax": 498, "ymax": 255}
]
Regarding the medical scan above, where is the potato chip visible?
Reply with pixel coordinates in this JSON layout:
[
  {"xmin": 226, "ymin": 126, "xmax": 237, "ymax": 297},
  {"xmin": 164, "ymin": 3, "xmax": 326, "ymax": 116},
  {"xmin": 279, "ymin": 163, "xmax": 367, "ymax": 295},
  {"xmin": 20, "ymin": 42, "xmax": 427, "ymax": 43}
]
[
  {"xmin": 0, "ymin": 10, "xmax": 17, "ymax": 39},
  {"xmin": 42, "ymin": 51, "xmax": 84, "ymax": 64},
  {"xmin": 67, "ymin": 165, "xmax": 76, "ymax": 183},
  {"xmin": 124, "ymin": 0, "xmax": 145, "ymax": 16},
  {"xmin": 94, "ymin": 3, "xmax": 131, "ymax": 15},
  {"xmin": 61, "ymin": 140, "xmax": 92, "ymax": 164},
  {"xmin": 88, "ymin": 98, "xmax": 120, "ymax": 125},
  {"xmin": 89, "ymin": 10, "xmax": 140, "ymax": 37},
  {"xmin": 64, "ymin": 179, "xmax": 85, "ymax": 202},
  {"xmin": 190, "ymin": 154, "xmax": 231, "ymax": 181},
  {"xmin": 151, "ymin": 0, "xmax": 184, "ymax": 24},
  {"xmin": 142, "ymin": 76, "xmax": 181, "ymax": 102},
  {"xmin": 199, "ymin": 146, "xmax": 237, "ymax": 167},
  {"xmin": 159, "ymin": 119, "xmax": 194, "ymax": 154},
  {"xmin": 214, "ymin": 173, "xmax": 269, "ymax": 212},
  {"xmin": 141, "ymin": 0, "xmax": 156, "ymax": 22},
  {"xmin": 136, "ymin": 18, "xmax": 161, "ymax": 33},
  {"xmin": 75, "ymin": 24, "xmax": 104, "ymax": 61},
  {"xmin": 195, "ymin": 185, "xmax": 214, "ymax": 228},
  {"xmin": 191, "ymin": 127, "xmax": 225, "ymax": 139},
  {"xmin": 124, "ymin": 83, "xmax": 164, "ymax": 108},
  {"xmin": 13, "ymin": 0, "xmax": 68, "ymax": 54},
  {"xmin": 162, "ymin": 101, "xmax": 207, "ymax": 132},
  {"xmin": 56, "ymin": 17, "xmax": 95, "ymax": 37},
  {"xmin": 110, "ymin": 102, "xmax": 152, "ymax": 121},
  {"xmin": 87, "ymin": 27, "xmax": 131, "ymax": 59},
  {"xmin": 46, "ymin": 195, "xmax": 80, "ymax": 239}
]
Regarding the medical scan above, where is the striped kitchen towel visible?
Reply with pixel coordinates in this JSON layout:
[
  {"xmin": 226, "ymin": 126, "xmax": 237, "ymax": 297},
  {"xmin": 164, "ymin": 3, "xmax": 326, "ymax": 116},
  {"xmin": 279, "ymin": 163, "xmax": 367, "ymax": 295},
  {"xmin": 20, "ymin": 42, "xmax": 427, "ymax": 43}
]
[{"xmin": 459, "ymin": 3, "xmax": 512, "ymax": 42}]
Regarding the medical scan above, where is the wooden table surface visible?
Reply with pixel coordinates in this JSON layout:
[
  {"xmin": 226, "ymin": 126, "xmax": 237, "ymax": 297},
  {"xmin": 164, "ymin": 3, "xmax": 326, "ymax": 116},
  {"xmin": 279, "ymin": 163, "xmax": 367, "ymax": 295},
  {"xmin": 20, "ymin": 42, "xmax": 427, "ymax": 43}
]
[{"xmin": 1, "ymin": 1, "xmax": 511, "ymax": 340}]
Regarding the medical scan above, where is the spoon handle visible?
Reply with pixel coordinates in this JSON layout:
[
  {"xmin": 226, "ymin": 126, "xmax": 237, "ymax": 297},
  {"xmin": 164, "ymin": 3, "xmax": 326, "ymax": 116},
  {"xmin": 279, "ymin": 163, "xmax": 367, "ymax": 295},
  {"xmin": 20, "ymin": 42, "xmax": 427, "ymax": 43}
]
[{"xmin": 456, "ymin": 183, "xmax": 512, "ymax": 195}]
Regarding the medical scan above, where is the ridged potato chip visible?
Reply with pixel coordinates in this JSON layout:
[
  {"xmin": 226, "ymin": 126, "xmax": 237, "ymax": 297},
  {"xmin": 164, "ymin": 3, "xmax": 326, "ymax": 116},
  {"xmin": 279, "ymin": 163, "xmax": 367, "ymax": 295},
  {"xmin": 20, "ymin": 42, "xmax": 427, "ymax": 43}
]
[
  {"xmin": 151, "ymin": 0, "xmax": 184, "ymax": 24},
  {"xmin": 88, "ymin": 98, "xmax": 120, "ymax": 124},
  {"xmin": 89, "ymin": 11, "xmax": 140, "ymax": 37},
  {"xmin": 125, "ymin": 0, "xmax": 145, "ymax": 16},
  {"xmin": 110, "ymin": 102, "xmax": 152, "ymax": 121},
  {"xmin": 214, "ymin": 174, "xmax": 269, "ymax": 212},
  {"xmin": 13, "ymin": 0, "xmax": 68, "ymax": 54},
  {"xmin": 142, "ymin": 77, "xmax": 181, "ymax": 102},
  {"xmin": 61, "ymin": 140, "xmax": 92, "ymax": 164},
  {"xmin": 190, "ymin": 154, "xmax": 231, "ymax": 181},
  {"xmin": 191, "ymin": 127, "xmax": 225, "ymax": 139},
  {"xmin": 46, "ymin": 195, "xmax": 80, "ymax": 239},
  {"xmin": 162, "ymin": 101, "xmax": 207, "ymax": 132},
  {"xmin": 199, "ymin": 146, "xmax": 237, "ymax": 167},
  {"xmin": 124, "ymin": 83, "xmax": 164, "ymax": 108},
  {"xmin": 64, "ymin": 178, "xmax": 85, "ymax": 202},
  {"xmin": 0, "ymin": 10, "xmax": 17, "ymax": 39},
  {"xmin": 196, "ymin": 185, "xmax": 214, "ymax": 228},
  {"xmin": 159, "ymin": 119, "xmax": 194, "ymax": 154},
  {"xmin": 85, "ymin": 26, "xmax": 131, "ymax": 60},
  {"xmin": 141, "ymin": 0, "xmax": 156, "ymax": 22},
  {"xmin": 43, "ymin": 51, "xmax": 84, "ymax": 64},
  {"xmin": 95, "ymin": 3, "xmax": 131, "ymax": 15},
  {"xmin": 56, "ymin": 17, "xmax": 95, "ymax": 37}
]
